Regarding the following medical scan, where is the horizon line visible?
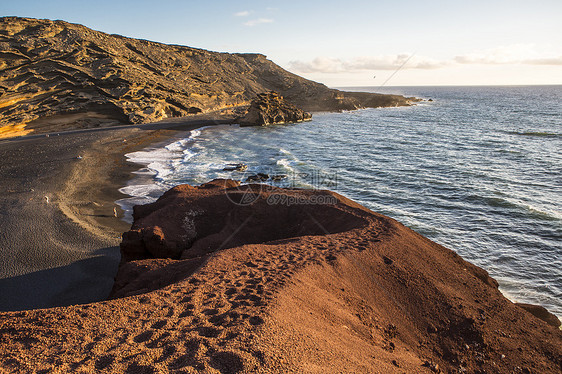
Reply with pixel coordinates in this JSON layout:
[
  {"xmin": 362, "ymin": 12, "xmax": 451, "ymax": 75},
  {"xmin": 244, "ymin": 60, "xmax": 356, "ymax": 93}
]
[{"xmin": 333, "ymin": 83, "xmax": 562, "ymax": 88}]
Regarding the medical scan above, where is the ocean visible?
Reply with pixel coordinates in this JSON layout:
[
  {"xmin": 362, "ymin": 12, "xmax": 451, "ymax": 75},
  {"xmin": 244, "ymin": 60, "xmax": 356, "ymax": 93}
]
[{"xmin": 118, "ymin": 85, "xmax": 562, "ymax": 319}]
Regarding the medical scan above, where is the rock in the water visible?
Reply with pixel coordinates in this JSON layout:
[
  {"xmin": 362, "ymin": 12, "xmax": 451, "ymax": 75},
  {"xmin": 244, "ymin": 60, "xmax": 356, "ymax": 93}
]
[
  {"xmin": 245, "ymin": 173, "xmax": 270, "ymax": 182},
  {"xmin": 270, "ymin": 174, "xmax": 287, "ymax": 181},
  {"xmin": 238, "ymin": 91, "xmax": 312, "ymax": 127},
  {"xmin": 223, "ymin": 163, "xmax": 247, "ymax": 171}
]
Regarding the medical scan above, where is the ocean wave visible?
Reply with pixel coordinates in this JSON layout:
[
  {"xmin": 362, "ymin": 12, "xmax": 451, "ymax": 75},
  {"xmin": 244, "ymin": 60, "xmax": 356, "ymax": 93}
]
[
  {"xmin": 522, "ymin": 204, "xmax": 562, "ymax": 221},
  {"xmin": 275, "ymin": 158, "xmax": 296, "ymax": 173},
  {"xmin": 505, "ymin": 131, "xmax": 561, "ymax": 138},
  {"xmin": 116, "ymin": 183, "xmax": 168, "ymax": 223},
  {"xmin": 182, "ymin": 148, "xmax": 197, "ymax": 161},
  {"xmin": 465, "ymin": 193, "xmax": 561, "ymax": 221},
  {"xmin": 124, "ymin": 126, "xmax": 219, "ymax": 181},
  {"xmin": 118, "ymin": 126, "xmax": 216, "ymax": 221}
]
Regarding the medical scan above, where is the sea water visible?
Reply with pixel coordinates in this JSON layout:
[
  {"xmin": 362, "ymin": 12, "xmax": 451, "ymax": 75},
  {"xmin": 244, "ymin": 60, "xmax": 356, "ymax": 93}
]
[{"xmin": 118, "ymin": 86, "xmax": 562, "ymax": 318}]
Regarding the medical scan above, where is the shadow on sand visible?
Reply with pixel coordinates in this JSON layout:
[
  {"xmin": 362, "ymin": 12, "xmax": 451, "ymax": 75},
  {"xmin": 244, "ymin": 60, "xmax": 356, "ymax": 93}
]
[{"xmin": 0, "ymin": 246, "xmax": 120, "ymax": 312}]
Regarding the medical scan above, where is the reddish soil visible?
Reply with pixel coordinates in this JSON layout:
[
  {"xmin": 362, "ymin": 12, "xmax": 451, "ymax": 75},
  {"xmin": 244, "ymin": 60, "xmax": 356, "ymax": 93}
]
[{"xmin": 1, "ymin": 180, "xmax": 560, "ymax": 373}]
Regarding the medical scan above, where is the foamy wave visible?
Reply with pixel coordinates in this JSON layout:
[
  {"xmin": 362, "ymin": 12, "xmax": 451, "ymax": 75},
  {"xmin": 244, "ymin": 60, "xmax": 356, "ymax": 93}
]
[
  {"xmin": 124, "ymin": 126, "xmax": 212, "ymax": 182},
  {"xmin": 125, "ymin": 148, "xmax": 179, "ymax": 180},
  {"xmin": 119, "ymin": 183, "xmax": 167, "ymax": 198},
  {"xmin": 276, "ymin": 158, "xmax": 296, "ymax": 172},
  {"xmin": 189, "ymin": 129, "xmax": 201, "ymax": 138},
  {"xmin": 116, "ymin": 183, "xmax": 169, "ymax": 223},
  {"xmin": 164, "ymin": 140, "xmax": 186, "ymax": 152},
  {"xmin": 275, "ymin": 148, "xmax": 301, "ymax": 174},
  {"xmin": 182, "ymin": 148, "xmax": 197, "ymax": 161},
  {"xmin": 118, "ymin": 127, "xmax": 213, "ymax": 221},
  {"xmin": 523, "ymin": 203, "xmax": 562, "ymax": 221}
]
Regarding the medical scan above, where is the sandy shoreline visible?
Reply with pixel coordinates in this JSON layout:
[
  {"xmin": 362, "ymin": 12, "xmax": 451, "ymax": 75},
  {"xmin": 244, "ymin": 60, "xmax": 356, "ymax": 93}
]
[{"xmin": 0, "ymin": 113, "xmax": 235, "ymax": 311}]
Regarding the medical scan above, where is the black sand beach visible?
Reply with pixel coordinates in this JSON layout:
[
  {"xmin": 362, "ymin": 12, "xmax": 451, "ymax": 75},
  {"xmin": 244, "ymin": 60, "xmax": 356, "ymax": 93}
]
[{"xmin": 0, "ymin": 113, "xmax": 235, "ymax": 311}]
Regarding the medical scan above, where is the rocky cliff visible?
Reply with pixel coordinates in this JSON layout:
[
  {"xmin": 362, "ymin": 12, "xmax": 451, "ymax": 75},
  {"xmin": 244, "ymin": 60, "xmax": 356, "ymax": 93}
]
[
  {"xmin": 237, "ymin": 91, "xmax": 312, "ymax": 126},
  {"xmin": 0, "ymin": 17, "xmax": 416, "ymax": 137}
]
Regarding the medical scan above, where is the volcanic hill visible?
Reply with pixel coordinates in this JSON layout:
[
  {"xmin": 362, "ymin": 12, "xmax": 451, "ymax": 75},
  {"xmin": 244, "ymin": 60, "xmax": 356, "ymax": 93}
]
[{"xmin": 0, "ymin": 17, "xmax": 415, "ymax": 138}]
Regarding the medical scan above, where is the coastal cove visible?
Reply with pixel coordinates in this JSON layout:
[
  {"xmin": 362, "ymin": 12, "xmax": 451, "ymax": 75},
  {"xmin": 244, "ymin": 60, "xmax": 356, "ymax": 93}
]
[
  {"xmin": 1, "ymin": 6, "xmax": 561, "ymax": 372},
  {"xmin": 0, "ymin": 86, "xmax": 560, "ymax": 373},
  {"xmin": 118, "ymin": 85, "xmax": 562, "ymax": 320}
]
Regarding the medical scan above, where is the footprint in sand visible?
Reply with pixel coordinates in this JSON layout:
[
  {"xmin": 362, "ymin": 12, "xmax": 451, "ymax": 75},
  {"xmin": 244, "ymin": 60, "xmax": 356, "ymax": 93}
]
[
  {"xmin": 133, "ymin": 330, "xmax": 154, "ymax": 343},
  {"xmin": 155, "ymin": 345, "xmax": 176, "ymax": 363},
  {"xmin": 248, "ymin": 316, "xmax": 264, "ymax": 326},
  {"xmin": 151, "ymin": 320, "xmax": 167, "ymax": 329},
  {"xmin": 146, "ymin": 331, "xmax": 171, "ymax": 349},
  {"xmin": 94, "ymin": 354, "xmax": 115, "ymax": 370},
  {"xmin": 203, "ymin": 308, "xmax": 219, "ymax": 316},
  {"xmin": 209, "ymin": 351, "xmax": 244, "ymax": 374},
  {"xmin": 196, "ymin": 326, "xmax": 221, "ymax": 338}
]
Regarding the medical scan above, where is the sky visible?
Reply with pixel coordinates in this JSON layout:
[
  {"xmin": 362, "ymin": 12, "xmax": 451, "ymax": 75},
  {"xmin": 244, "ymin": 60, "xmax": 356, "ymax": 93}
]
[{"xmin": 2, "ymin": 0, "xmax": 562, "ymax": 87}]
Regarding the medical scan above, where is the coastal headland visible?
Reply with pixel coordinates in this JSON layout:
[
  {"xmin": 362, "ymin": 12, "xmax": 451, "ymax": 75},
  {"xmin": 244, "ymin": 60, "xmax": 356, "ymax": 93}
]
[
  {"xmin": 0, "ymin": 17, "xmax": 416, "ymax": 139},
  {"xmin": 0, "ymin": 16, "xmax": 560, "ymax": 374},
  {"xmin": 1, "ymin": 178, "xmax": 561, "ymax": 372}
]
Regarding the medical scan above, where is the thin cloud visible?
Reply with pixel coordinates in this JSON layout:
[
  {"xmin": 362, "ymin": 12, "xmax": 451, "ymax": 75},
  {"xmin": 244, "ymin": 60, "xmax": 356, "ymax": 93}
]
[
  {"xmin": 454, "ymin": 54, "xmax": 562, "ymax": 66},
  {"xmin": 289, "ymin": 57, "xmax": 342, "ymax": 74},
  {"xmin": 524, "ymin": 57, "xmax": 562, "ymax": 65},
  {"xmin": 454, "ymin": 44, "xmax": 562, "ymax": 65},
  {"xmin": 288, "ymin": 55, "xmax": 447, "ymax": 74},
  {"xmin": 234, "ymin": 11, "xmax": 250, "ymax": 17},
  {"xmin": 289, "ymin": 46, "xmax": 562, "ymax": 74},
  {"xmin": 244, "ymin": 18, "xmax": 274, "ymax": 27}
]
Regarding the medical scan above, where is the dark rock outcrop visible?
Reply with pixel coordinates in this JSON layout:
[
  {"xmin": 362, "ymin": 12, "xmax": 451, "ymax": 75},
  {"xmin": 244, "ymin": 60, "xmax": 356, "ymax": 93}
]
[
  {"xmin": 238, "ymin": 91, "xmax": 312, "ymax": 126},
  {"xmin": 119, "ymin": 179, "xmax": 364, "ymax": 262},
  {"xmin": 245, "ymin": 173, "xmax": 270, "ymax": 182},
  {"xmin": 0, "ymin": 17, "xmax": 417, "ymax": 137},
  {"xmin": 516, "ymin": 303, "xmax": 562, "ymax": 328},
  {"xmin": 223, "ymin": 163, "xmax": 247, "ymax": 171}
]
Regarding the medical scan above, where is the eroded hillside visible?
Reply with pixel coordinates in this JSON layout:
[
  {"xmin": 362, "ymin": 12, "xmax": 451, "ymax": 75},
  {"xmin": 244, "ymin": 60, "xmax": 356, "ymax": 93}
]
[{"xmin": 0, "ymin": 17, "xmax": 415, "ymax": 137}]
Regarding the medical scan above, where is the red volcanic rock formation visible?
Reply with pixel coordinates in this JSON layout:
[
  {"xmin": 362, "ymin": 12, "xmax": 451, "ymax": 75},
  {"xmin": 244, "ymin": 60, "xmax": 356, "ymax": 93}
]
[
  {"xmin": 1, "ymin": 180, "xmax": 561, "ymax": 373},
  {"xmin": 119, "ymin": 179, "xmax": 357, "ymax": 264}
]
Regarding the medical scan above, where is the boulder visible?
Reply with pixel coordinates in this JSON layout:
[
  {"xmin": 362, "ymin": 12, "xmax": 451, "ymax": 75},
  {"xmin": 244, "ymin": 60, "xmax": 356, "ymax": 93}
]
[
  {"xmin": 271, "ymin": 174, "xmax": 287, "ymax": 181},
  {"xmin": 238, "ymin": 91, "xmax": 312, "ymax": 127},
  {"xmin": 245, "ymin": 173, "xmax": 269, "ymax": 182},
  {"xmin": 223, "ymin": 163, "xmax": 247, "ymax": 171}
]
